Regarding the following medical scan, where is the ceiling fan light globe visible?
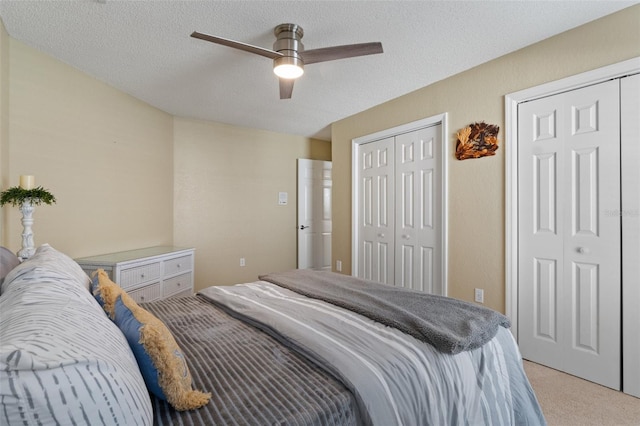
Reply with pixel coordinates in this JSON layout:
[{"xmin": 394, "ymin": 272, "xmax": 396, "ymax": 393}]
[
  {"xmin": 273, "ymin": 55, "xmax": 304, "ymax": 79},
  {"xmin": 274, "ymin": 63, "xmax": 304, "ymax": 79}
]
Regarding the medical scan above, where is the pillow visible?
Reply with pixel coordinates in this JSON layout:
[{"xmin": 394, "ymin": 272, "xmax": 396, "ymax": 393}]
[
  {"xmin": 94, "ymin": 270, "xmax": 210, "ymax": 411},
  {"xmin": 0, "ymin": 247, "xmax": 20, "ymax": 289},
  {"xmin": 1, "ymin": 244, "xmax": 90, "ymax": 294},
  {"xmin": 91, "ymin": 269, "xmax": 123, "ymax": 316},
  {"xmin": 0, "ymin": 254, "xmax": 152, "ymax": 425}
]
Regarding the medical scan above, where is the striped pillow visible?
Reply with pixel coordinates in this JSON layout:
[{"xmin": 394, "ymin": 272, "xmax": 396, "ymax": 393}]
[
  {"xmin": 1, "ymin": 243, "xmax": 90, "ymax": 293},
  {"xmin": 0, "ymin": 244, "xmax": 152, "ymax": 425}
]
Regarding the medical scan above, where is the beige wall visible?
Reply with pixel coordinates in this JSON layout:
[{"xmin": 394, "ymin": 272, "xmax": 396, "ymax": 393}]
[
  {"xmin": 1, "ymin": 38, "xmax": 174, "ymax": 257},
  {"xmin": 173, "ymin": 117, "xmax": 330, "ymax": 291},
  {"xmin": 0, "ymin": 20, "xmax": 9, "ymax": 243},
  {"xmin": 331, "ymin": 5, "xmax": 640, "ymax": 312},
  {"xmin": 1, "ymin": 28, "xmax": 329, "ymax": 289},
  {"xmin": 3, "ymin": 7, "xmax": 637, "ymax": 301}
]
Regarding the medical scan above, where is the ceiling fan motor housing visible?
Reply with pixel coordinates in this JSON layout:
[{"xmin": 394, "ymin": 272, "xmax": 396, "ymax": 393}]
[{"xmin": 273, "ymin": 23, "xmax": 305, "ymax": 74}]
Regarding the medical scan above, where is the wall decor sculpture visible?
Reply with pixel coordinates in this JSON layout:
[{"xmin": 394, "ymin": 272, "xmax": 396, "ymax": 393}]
[{"xmin": 455, "ymin": 122, "xmax": 500, "ymax": 160}]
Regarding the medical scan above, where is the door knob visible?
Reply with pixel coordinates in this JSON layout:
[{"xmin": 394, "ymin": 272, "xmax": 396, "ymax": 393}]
[
  {"xmin": 377, "ymin": 233, "xmax": 385, "ymax": 238},
  {"xmin": 577, "ymin": 247, "xmax": 589, "ymax": 254},
  {"xmin": 402, "ymin": 234, "xmax": 411, "ymax": 239},
  {"xmin": 299, "ymin": 225, "xmax": 309, "ymax": 230}
]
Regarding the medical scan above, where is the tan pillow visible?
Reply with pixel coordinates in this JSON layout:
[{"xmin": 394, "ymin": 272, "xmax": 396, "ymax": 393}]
[{"xmin": 92, "ymin": 270, "xmax": 210, "ymax": 410}]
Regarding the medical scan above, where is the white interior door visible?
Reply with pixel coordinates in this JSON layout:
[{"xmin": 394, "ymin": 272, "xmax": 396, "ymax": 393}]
[
  {"xmin": 394, "ymin": 126, "xmax": 442, "ymax": 293},
  {"xmin": 357, "ymin": 137, "xmax": 395, "ymax": 283},
  {"xmin": 297, "ymin": 159, "xmax": 332, "ymax": 270},
  {"xmin": 518, "ymin": 79, "xmax": 621, "ymax": 389}
]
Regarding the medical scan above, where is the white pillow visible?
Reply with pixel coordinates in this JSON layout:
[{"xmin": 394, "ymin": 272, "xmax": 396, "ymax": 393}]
[
  {"xmin": 1, "ymin": 244, "xmax": 90, "ymax": 294},
  {"xmin": 0, "ymin": 245, "xmax": 152, "ymax": 425}
]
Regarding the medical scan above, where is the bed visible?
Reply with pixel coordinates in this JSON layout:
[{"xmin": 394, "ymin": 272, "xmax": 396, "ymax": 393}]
[{"xmin": 0, "ymin": 244, "xmax": 546, "ymax": 425}]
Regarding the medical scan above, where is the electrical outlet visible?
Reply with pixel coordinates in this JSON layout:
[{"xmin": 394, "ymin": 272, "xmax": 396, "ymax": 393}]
[
  {"xmin": 474, "ymin": 288, "xmax": 484, "ymax": 304},
  {"xmin": 336, "ymin": 260, "xmax": 342, "ymax": 272},
  {"xmin": 240, "ymin": 257, "xmax": 246, "ymax": 267}
]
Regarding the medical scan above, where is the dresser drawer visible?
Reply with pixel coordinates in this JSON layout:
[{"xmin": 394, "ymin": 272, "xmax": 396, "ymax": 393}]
[
  {"xmin": 168, "ymin": 289, "xmax": 192, "ymax": 299},
  {"xmin": 120, "ymin": 262, "xmax": 161, "ymax": 289},
  {"xmin": 163, "ymin": 272, "xmax": 192, "ymax": 297},
  {"xmin": 128, "ymin": 282, "xmax": 161, "ymax": 303},
  {"xmin": 164, "ymin": 255, "xmax": 192, "ymax": 277}
]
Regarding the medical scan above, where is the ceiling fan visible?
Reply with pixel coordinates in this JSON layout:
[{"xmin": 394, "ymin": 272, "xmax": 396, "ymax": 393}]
[{"xmin": 191, "ymin": 23, "xmax": 383, "ymax": 99}]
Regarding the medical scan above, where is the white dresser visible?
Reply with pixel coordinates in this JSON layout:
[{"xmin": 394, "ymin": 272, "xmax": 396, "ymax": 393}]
[{"xmin": 75, "ymin": 246, "xmax": 194, "ymax": 303}]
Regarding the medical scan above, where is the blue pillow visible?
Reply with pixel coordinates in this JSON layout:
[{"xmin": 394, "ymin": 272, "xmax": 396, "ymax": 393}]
[
  {"xmin": 92, "ymin": 270, "xmax": 210, "ymax": 410},
  {"xmin": 113, "ymin": 295, "xmax": 166, "ymax": 398},
  {"xmin": 90, "ymin": 273, "xmax": 104, "ymax": 307}
]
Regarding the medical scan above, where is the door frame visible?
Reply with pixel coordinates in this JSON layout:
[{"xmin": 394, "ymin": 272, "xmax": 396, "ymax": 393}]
[
  {"xmin": 505, "ymin": 57, "xmax": 640, "ymax": 395},
  {"xmin": 351, "ymin": 113, "xmax": 449, "ymax": 295}
]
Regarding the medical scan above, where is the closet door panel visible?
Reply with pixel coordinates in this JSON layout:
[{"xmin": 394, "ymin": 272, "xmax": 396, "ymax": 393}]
[
  {"xmin": 358, "ymin": 137, "xmax": 395, "ymax": 284},
  {"xmin": 395, "ymin": 126, "xmax": 441, "ymax": 293},
  {"xmin": 519, "ymin": 79, "xmax": 621, "ymax": 390}
]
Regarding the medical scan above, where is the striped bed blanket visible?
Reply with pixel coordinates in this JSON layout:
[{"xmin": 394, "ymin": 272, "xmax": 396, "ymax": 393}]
[
  {"xmin": 143, "ymin": 295, "xmax": 359, "ymax": 426},
  {"xmin": 199, "ymin": 280, "xmax": 546, "ymax": 426}
]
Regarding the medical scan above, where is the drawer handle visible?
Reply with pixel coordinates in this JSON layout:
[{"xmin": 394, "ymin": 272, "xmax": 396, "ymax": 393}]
[
  {"xmin": 140, "ymin": 296, "xmax": 145, "ymax": 301},
  {"xmin": 177, "ymin": 282, "xmax": 181, "ymax": 287},
  {"xmin": 140, "ymin": 273, "xmax": 145, "ymax": 278},
  {"xmin": 176, "ymin": 264, "xmax": 181, "ymax": 268}
]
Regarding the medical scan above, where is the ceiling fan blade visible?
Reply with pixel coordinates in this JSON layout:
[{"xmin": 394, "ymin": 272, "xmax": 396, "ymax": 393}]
[
  {"xmin": 191, "ymin": 31, "xmax": 283, "ymax": 60},
  {"xmin": 279, "ymin": 78, "xmax": 295, "ymax": 99},
  {"xmin": 302, "ymin": 42, "xmax": 383, "ymax": 65}
]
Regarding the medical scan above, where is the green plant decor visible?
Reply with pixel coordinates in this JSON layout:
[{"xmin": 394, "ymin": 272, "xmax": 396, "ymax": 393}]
[{"xmin": 0, "ymin": 186, "xmax": 57, "ymax": 207}]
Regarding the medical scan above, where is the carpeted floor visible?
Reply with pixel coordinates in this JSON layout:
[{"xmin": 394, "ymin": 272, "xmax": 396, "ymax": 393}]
[{"xmin": 523, "ymin": 360, "xmax": 640, "ymax": 425}]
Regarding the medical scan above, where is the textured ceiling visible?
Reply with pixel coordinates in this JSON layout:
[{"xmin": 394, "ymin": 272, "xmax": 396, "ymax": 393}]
[{"xmin": 0, "ymin": 1, "xmax": 636, "ymax": 140}]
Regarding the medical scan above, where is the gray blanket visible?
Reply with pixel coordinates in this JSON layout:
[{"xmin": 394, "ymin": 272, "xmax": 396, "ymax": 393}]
[
  {"xmin": 144, "ymin": 295, "xmax": 360, "ymax": 426},
  {"xmin": 259, "ymin": 269, "xmax": 510, "ymax": 354}
]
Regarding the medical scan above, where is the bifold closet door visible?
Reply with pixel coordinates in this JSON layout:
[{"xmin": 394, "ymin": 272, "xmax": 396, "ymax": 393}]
[
  {"xmin": 357, "ymin": 125, "xmax": 443, "ymax": 294},
  {"xmin": 518, "ymin": 79, "xmax": 621, "ymax": 389},
  {"xmin": 394, "ymin": 126, "xmax": 442, "ymax": 294},
  {"xmin": 358, "ymin": 137, "xmax": 395, "ymax": 284}
]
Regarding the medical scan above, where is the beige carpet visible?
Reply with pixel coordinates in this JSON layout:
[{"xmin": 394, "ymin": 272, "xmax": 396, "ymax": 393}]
[{"xmin": 523, "ymin": 360, "xmax": 640, "ymax": 425}]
